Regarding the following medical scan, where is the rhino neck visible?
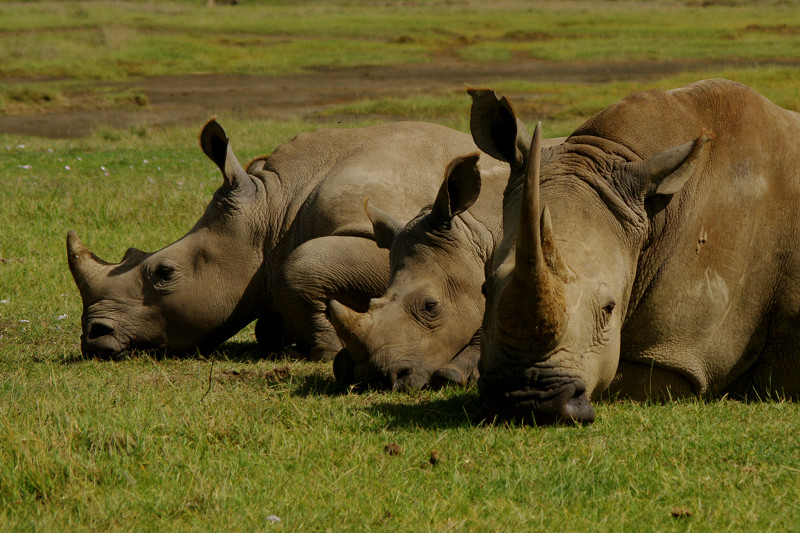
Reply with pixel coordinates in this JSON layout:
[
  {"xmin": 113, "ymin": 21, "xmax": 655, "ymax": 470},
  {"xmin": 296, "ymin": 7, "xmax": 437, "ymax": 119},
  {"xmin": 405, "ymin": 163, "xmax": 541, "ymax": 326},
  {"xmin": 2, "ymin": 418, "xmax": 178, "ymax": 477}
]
[{"xmin": 244, "ymin": 164, "xmax": 292, "ymax": 309}]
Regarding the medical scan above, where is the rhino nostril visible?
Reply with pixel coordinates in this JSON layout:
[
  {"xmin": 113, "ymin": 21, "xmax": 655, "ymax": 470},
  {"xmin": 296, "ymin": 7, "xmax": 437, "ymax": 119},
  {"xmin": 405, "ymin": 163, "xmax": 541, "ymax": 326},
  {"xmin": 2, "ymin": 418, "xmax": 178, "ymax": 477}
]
[
  {"xmin": 333, "ymin": 348, "xmax": 356, "ymax": 385},
  {"xmin": 87, "ymin": 321, "xmax": 115, "ymax": 340},
  {"xmin": 391, "ymin": 366, "xmax": 428, "ymax": 391},
  {"xmin": 389, "ymin": 367, "xmax": 411, "ymax": 391}
]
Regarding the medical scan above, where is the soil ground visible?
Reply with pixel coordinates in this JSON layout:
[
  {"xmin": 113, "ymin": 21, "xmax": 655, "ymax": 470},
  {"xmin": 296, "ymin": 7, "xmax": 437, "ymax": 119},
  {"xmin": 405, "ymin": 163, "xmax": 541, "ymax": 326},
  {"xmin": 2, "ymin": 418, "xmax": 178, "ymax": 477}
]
[{"xmin": 3, "ymin": 57, "xmax": 799, "ymax": 138}]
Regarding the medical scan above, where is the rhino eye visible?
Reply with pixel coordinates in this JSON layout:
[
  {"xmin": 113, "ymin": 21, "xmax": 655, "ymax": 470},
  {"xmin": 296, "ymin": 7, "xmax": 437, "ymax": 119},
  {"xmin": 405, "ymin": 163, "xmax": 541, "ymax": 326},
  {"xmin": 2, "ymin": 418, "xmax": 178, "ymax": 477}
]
[
  {"xmin": 155, "ymin": 265, "xmax": 175, "ymax": 280},
  {"xmin": 599, "ymin": 300, "xmax": 615, "ymax": 329},
  {"xmin": 150, "ymin": 263, "xmax": 178, "ymax": 287},
  {"xmin": 423, "ymin": 297, "xmax": 440, "ymax": 315}
]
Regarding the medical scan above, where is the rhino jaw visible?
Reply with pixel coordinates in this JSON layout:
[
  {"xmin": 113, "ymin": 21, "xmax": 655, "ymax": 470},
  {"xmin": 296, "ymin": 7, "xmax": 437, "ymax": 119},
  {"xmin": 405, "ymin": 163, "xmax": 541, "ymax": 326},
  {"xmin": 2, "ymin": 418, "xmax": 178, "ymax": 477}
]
[{"xmin": 476, "ymin": 377, "xmax": 596, "ymax": 425}]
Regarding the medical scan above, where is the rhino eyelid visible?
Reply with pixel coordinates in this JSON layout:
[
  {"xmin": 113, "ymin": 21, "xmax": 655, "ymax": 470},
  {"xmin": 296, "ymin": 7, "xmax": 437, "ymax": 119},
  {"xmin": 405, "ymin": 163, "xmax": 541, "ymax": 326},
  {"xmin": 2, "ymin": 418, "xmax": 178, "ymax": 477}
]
[
  {"xmin": 149, "ymin": 263, "xmax": 179, "ymax": 286},
  {"xmin": 155, "ymin": 265, "xmax": 175, "ymax": 278},
  {"xmin": 423, "ymin": 297, "xmax": 440, "ymax": 311},
  {"xmin": 411, "ymin": 297, "xmax": 441, "ymax": 323}
]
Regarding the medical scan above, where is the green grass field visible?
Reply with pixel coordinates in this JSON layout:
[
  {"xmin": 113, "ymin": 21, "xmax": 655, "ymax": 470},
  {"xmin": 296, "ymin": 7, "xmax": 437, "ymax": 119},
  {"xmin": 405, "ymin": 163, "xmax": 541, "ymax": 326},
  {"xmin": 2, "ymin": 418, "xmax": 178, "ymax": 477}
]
[{"xmin": 2, "ymin": 1, "xmax": 800, "ymax": 531}]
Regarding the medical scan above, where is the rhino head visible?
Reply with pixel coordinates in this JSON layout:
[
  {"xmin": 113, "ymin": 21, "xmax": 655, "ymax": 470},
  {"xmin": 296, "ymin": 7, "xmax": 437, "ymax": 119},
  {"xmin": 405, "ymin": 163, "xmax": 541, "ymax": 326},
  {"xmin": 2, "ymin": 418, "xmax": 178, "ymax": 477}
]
[
  {"xmin": 67, "ymin": 119, "xmax": 268, "ymax": 357},
  {"xmin": 471, "ymin": 90, "xmax": 710, "ymax": 424},
  {"xmin": 327, "ymin": 154, "xmax": 487, "ymax": 390}
]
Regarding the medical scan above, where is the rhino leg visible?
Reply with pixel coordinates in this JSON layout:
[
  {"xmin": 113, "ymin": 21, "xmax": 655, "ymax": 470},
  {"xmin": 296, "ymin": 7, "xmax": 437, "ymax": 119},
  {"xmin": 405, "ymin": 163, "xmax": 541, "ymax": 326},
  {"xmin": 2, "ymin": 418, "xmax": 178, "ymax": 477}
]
[
  {"xmin": 255, "ymin": 311, "xmax": 285, "ymax": 355},
  {"xmin": 275, "ymin": 235, "xmax": 390, "ymax": 362},
  {"xmin": 430, "ymin": 330, "xmax": 481, "ymax": 389}
]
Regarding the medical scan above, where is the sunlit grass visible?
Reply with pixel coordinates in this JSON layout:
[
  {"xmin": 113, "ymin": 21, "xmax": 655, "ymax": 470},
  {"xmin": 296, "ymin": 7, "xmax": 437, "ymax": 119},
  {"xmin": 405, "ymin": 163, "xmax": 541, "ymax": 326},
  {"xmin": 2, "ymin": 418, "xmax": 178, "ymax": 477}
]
[
  {"xmin": 3, "ymin": 1, "xmax": 800, "ymax": 530},
  {"xmin": 3, "ymin": 1, "xmax": 800, "ymax": 81},
  {"xmin": 3, "ymin": 105, "xmax": 800, "ymax": 531}
]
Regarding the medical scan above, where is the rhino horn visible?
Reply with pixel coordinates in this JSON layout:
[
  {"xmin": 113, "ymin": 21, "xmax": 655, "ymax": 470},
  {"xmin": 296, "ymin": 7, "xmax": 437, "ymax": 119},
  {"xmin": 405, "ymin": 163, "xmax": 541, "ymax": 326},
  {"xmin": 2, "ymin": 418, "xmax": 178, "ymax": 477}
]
[
  {"xmin": 327, "ymin": 299, "xmax": 370, "ymax": 362},
  {"xmin": 498, "ymin": 123, "xmax": 568, "ymax": 352},
  {"xmin": 66, "ymin": 230, "xmax": 110, "ymax": 296}
]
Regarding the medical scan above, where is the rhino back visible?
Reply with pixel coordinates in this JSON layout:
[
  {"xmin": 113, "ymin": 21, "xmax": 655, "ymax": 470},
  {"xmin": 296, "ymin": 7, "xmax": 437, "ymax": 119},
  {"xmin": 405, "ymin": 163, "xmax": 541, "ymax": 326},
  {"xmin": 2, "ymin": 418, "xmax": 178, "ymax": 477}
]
[
  {"xmin": 585, "ymin": 79, "xmax": 800, "ymax": 393},
  {"xmin": 262, "ymin": 122, "xmax": 484, "ymax": 246}
]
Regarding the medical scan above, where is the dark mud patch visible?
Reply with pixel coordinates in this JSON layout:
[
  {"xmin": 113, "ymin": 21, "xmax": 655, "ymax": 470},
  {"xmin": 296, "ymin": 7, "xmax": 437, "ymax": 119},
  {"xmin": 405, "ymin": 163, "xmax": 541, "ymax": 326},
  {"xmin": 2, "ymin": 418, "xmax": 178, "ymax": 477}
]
[{"xmin": 2, "ymin": 57, "xmax": 799, "ymax": 138}]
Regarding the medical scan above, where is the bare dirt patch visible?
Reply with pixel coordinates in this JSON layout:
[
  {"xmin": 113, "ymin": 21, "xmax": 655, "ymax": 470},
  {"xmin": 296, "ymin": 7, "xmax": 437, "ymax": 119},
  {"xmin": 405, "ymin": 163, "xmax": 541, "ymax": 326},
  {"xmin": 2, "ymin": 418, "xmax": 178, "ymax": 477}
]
[{"xmin": 2, "ymin": 57, "xmax": 798, "ymax": 138}]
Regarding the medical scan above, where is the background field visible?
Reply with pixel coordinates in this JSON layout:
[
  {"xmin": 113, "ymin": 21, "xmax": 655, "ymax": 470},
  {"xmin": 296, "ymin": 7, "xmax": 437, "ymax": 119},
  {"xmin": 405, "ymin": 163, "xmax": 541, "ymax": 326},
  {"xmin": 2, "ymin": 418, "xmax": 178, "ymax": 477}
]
[{"xmin": 2, "ymin": 1, "xmax": 800, "ymax": 531}]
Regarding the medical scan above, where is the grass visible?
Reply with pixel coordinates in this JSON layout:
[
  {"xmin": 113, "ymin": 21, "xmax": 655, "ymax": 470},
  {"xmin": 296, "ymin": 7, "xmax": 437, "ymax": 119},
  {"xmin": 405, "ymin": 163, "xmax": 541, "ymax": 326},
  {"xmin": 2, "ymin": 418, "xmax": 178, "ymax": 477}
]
[
  {"xmin": 320, "ymin": 66, "xmax": 800, "ymax": 138},
  {"xmin": 3, "ymin": 105, "xmax": 800, "ymax": 533},
  {"xmin": 3, "ymin": 1, "xmax": 800, "ymax": 530},
  {"xmin": 3, "ymin": 0, "xmax": 800, "ymax": 115}
]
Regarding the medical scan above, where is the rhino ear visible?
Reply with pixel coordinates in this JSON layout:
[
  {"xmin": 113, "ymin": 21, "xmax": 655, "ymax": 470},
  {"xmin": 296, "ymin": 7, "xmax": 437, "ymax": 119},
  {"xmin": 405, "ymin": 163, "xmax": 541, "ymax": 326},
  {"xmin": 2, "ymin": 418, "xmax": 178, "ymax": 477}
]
[
  {"xmin": 199, "ymin": 118, "xmax": 257, "ymax": 200},
  {"xmin": 121, "ymin": 247, "xmax": 148, "ymax": 264},
  {"xmin": 623, "ymin": 132, "xmax": 712, "ymax": 198},
  {"xmin": 468, "ymin": 88, "xmax": 531, "ymax": 169},
  {"xmin": 431, "ymin": 153, "xmax": 482, "ymax": 226},
  {"xmin": 365, "ymin": 198, "xmax": 405, "ymax": 249}
]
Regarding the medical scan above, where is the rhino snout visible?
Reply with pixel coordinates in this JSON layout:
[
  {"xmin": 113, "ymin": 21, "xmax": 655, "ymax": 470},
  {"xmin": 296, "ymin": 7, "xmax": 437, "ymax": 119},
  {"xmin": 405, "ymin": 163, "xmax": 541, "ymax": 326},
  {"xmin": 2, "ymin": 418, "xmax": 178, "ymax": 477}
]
[
  {"xmin": 333, "ymin": 348, "xmax": 433, "ymax": 391},
  {"xmin": 389, "ymin": 365, "xmax": 430, "ymax": 392},
  {"xmin": 333, "ymin": 348, "xmax": 356, "ymax": 385},
  {"xmin": 81, "ymin": 319, "xmax": 125, "ymax": 358},
  {"xmin": 476, "ymin": 377, "xmax": 596, "ymax": 425}
]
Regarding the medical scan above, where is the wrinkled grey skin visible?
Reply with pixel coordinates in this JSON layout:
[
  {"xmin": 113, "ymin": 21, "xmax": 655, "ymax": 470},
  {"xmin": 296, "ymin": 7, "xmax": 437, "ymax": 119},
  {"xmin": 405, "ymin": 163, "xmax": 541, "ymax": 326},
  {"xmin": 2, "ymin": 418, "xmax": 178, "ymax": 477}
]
[
  {"xmin": 327, "ymin": 117, "xmax": 565, "ymax": 390},
  {"xmin": 473, "ymin": 79, "xmax": 800, "ymax": 424},
  {"xmin": 326, "ymin": 152, "xmax": 506, "ymax": 390},
  {"xmin": 67, "ymin": 120, "xmax": 491, "ymax": 361}
]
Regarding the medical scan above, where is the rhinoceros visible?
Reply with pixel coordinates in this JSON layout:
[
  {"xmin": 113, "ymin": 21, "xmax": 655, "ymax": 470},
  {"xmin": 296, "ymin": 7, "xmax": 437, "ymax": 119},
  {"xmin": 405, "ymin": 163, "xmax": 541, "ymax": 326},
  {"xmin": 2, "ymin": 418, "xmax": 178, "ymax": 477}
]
[
  {"xmin": 326, "ymin": 152, "xmax": 506, "ymax": 390},
  {"xmin": 67, "ymin": 119, "xmax": 495, "ymax": 361},
  {"xmin": 327, "ymin": 105, "xmax": 564, "ymax": 390},
  {"xmin": 472, "ymin": 79, "xmax": 800, "ymax": 424}
]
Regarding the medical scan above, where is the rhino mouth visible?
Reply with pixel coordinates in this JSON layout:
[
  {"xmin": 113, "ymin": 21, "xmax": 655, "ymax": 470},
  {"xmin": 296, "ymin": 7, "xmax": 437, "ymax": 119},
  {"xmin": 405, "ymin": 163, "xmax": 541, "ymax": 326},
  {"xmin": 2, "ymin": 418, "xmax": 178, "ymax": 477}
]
[
  {"xmin": 333, "ymin": 348, "xmax": 432, "ymax": 391},
  {"xmin": 475, "ymin": 376, "xmax": 595, "ymax": 425},
  {"xmin": 80, "ymin": 318, "xmax": 172, "ymax": 359}
]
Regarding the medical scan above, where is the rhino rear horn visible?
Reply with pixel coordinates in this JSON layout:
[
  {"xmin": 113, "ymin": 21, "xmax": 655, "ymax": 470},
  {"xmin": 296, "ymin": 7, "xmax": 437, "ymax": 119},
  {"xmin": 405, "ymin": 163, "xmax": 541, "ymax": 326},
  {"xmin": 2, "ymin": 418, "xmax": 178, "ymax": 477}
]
[
  {"xmin": 199, "ymin": 118, "xmax": 258, "ymax": 199},
  {"xmin": 468, "ymin": 88, "xmax": 531, "ymax": 169},
  {"xmin": 431, "ymin": 153, "xmax": 482, "ymax": 227},
  {"xmin": 67, "ymin": 230, "xmax": 110, "ymax": 296}
]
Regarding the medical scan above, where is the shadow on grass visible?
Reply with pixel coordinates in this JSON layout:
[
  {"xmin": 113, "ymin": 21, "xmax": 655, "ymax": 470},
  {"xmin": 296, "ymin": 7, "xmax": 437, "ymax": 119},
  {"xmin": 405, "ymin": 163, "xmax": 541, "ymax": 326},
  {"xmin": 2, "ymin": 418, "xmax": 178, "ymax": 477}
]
[
  {"xmin": 365, "ymin": 391, "xmax": 483, "ymax": 430},
  {"xmin": 57, "ymin": 340, "xmax": 294, "ymax": 365},
  {"xmin": 290, "ymin": 370, "xmax": 350, "ymax": 397}
]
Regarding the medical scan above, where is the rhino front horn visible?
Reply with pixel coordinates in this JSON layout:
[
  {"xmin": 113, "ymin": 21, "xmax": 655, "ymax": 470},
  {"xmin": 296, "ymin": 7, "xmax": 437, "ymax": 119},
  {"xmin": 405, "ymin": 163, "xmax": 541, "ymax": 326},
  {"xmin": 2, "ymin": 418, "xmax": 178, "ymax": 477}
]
[
  {"xmin": 67, "ymin": 230, "xmax": 110, "ymax": 294},
  {"xmin": 498, "ymin": 123, "xmax": 568, "ymax": 354}
]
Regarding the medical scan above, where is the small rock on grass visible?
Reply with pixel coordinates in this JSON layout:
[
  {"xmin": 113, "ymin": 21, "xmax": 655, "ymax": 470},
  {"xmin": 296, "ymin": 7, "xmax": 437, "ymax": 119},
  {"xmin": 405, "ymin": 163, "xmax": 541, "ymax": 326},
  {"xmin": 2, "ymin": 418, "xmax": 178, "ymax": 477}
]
[
  {"xmin": 429, "ymin": 450, "xmax": 440, "ymax": 466},
  {"xmin": 670, "ymin": 506, "xmax": 693, "ymax": 518},
  {"xmin": 384, "ymin": 443, "xmax": 402, "ymax": 456}
]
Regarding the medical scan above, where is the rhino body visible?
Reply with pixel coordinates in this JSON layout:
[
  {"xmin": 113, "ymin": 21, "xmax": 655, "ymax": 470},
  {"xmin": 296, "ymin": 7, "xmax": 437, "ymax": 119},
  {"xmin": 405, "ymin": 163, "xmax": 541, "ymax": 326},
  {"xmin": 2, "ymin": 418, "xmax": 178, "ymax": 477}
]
[
  {"xmin": 473, "ymin": 79, "xmax": 800, "ymax": 423},
  {"xmin": 68, "ymin": 120, "xmax": 492, "ymax": 361},
  {"xmin": 328, "ymin": 121, "xmax": 564, "ymax": 390}
]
